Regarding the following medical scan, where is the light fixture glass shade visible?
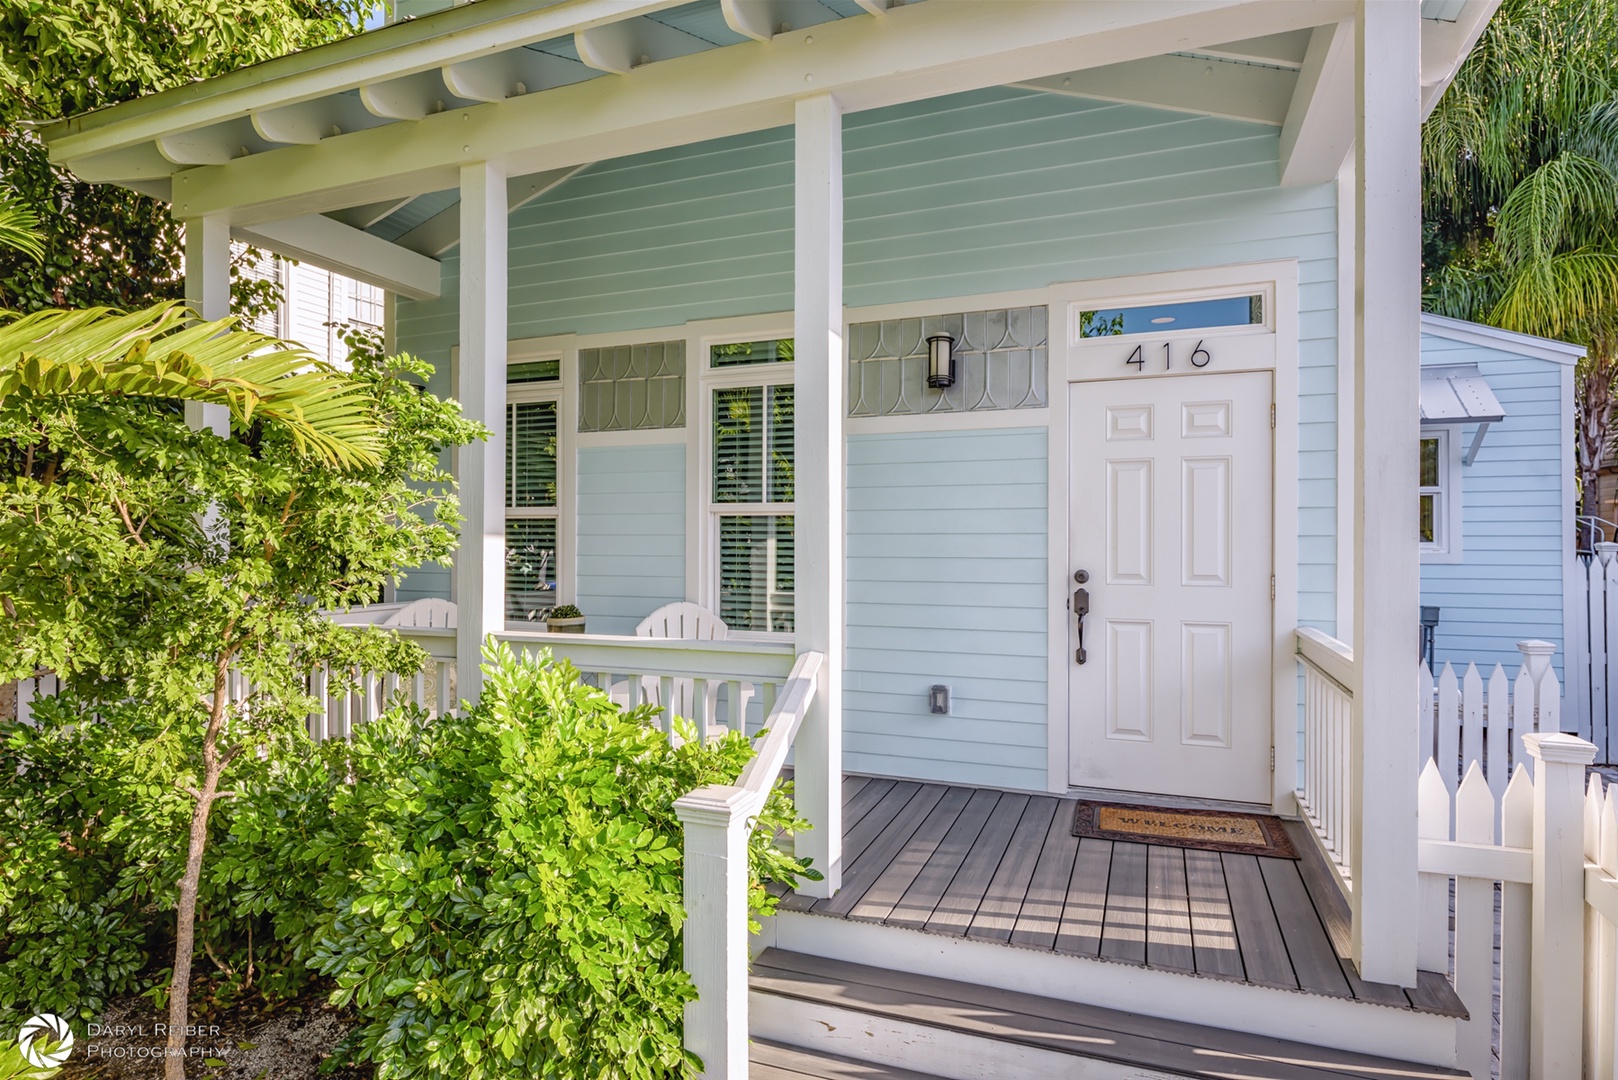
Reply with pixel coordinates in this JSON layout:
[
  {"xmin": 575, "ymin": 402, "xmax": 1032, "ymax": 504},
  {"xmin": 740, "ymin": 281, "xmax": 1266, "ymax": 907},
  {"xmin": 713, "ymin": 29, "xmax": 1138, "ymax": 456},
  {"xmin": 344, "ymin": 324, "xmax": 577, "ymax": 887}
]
[{"xmin": 926, "ymin": 333, "xmax": 955, "ymax": 389}]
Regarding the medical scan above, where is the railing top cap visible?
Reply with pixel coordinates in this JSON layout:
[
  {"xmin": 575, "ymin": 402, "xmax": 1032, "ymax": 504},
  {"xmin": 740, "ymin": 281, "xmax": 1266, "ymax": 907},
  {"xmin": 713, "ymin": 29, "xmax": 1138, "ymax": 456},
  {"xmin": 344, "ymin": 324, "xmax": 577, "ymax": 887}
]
[{"xmin": 1522, "ymin": 731, "xmax": 1599, "ymax": 765}]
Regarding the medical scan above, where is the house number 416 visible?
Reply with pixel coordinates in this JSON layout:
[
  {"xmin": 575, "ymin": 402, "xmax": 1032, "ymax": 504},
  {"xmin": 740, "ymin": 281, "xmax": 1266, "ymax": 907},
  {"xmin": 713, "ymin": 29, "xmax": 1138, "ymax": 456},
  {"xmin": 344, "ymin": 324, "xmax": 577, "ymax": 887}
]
[{"xmin": 1125, "ymin": 339, "xmax": 1211, "ymax": 371}]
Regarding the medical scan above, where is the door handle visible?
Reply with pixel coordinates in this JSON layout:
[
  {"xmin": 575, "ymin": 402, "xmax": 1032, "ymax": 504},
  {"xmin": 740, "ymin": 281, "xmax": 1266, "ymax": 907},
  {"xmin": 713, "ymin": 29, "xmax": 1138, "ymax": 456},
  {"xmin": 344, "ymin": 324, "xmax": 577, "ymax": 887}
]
[{"xmin": 1073, "ymin": 570, "xmax": 1090, "ymax": 665}]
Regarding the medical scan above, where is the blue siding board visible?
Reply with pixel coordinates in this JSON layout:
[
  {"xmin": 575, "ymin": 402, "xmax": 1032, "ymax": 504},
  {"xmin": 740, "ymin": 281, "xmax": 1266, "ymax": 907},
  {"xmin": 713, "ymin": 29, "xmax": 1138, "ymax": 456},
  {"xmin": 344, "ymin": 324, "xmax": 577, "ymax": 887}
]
[
  {"xmin": 397, "ymin": 84, "xmax": 1344, "ymax": 786},
  {"xmin": 575, "ymin": 444, "xmax": 686, "ymax": 636},
  {"xmin": 1419, "ymin": 332, "xmax": 1568, "ymax": 678}
]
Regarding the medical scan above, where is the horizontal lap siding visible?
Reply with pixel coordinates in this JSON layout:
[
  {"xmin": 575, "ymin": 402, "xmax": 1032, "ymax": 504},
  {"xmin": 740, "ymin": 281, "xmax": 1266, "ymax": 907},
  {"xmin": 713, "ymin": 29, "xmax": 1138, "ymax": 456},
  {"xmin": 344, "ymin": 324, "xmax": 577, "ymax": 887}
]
[
  {"xmin": 395, "ymin": 86, "xmax": 1342, "ymax": 787},
  {"xmin": 1419, "ymin": 335, "xmax": 1566, "ymax": 677},
  {"xmin": 576, "ymin": 444, "xmax": 686, "ymax": 636},
  {"xmin": 846, "ymin": 429, "xmax": 1049, "ymax": 789}
]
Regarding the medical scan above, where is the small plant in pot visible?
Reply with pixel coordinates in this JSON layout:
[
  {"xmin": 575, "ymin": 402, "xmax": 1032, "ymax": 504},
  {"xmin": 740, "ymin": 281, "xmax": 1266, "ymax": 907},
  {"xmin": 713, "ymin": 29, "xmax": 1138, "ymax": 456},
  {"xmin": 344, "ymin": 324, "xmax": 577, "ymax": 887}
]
[{"xmin": 546, "ymin": 603, "xmax": 586, "ymax": 633}]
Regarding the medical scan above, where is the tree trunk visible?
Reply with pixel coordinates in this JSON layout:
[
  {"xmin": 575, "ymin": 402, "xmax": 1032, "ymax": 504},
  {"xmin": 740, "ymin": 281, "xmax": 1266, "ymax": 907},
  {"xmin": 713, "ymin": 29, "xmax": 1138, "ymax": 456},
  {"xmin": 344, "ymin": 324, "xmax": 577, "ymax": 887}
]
[
  {"xmin": 164, "ymin": 663, "xmax": 230, "ymax": 1080},
  {"xmin": 1577, "ymin": 345, "xmax": 1618, "ymax": 536}
]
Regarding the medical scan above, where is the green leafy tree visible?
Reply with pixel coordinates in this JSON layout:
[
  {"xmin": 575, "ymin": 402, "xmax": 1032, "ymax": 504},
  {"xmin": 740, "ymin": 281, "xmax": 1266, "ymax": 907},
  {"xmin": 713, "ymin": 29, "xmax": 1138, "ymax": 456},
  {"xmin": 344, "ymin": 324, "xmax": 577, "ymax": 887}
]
[
  {"xmin": 0, "ymin": 0, "xmax": 378, "ymax": 315},
  {"xmin": 0, "ymin": 303, "xmax": 481, "ymax": 1075},
  {"xmin": 1423, "ymin": 0, "xmax": 1618, "ymax": 514}
]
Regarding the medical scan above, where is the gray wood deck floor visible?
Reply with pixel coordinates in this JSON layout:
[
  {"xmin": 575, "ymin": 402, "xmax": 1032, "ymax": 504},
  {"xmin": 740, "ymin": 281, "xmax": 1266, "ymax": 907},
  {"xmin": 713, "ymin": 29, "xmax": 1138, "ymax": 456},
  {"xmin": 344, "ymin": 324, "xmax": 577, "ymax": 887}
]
[{"xmin": 778, "ymin": 775, "xmax": 1464, "ymax": 1018}]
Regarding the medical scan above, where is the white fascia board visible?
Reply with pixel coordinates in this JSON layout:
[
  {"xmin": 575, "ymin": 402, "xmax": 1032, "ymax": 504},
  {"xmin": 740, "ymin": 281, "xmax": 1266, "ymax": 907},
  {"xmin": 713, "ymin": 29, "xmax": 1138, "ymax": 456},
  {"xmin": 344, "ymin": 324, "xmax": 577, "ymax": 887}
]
[
  {"xmin": 169, "ymin": 0, "xmax": 1357, "ymax": 224},
  {"xmin": 1419, "ymin": 0, "xmax": 1502, "ymax": 117},
  {"xmin": 231, "ymin": 214, "xmax": 441, "ymax": 300},
  {"xmin": 1278, "ymin": 18, "xmax": 1354, "ymax": 187},
  {"xmin": 1017, "ymin": 53, "xmax": 1296, "ymax": 127},
  {"xmin": 44, "ymin": 0, "xmax": 690, "ymax": 162},
  {"xmin": 1419, "ymin": 312, "xmax": 1586, "ymax": 365}
]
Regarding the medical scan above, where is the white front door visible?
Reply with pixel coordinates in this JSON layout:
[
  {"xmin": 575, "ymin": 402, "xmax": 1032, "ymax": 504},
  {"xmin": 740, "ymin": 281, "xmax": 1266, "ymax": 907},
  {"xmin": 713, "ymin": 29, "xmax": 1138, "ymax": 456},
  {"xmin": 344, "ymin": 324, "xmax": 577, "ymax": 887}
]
[{"xmin": 1067, "ymin": 371, "xmax": 1273, "ymax": 804}]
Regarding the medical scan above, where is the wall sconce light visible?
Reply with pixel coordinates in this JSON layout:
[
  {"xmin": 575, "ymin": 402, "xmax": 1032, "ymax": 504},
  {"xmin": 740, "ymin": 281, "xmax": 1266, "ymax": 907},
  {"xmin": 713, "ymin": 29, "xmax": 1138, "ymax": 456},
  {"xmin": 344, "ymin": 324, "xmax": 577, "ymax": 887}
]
[{"xmin": 927, "ymin": 333, "xmax": 956, "ymax": 389}]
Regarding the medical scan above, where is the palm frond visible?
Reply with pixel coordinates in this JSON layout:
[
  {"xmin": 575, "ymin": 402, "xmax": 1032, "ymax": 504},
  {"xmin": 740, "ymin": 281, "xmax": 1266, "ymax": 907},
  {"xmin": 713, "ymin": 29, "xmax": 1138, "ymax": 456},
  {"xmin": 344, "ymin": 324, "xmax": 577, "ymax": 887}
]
[
  {"xmin": 1490, "ymin": 248, "xmax": 1618, "ymax": 338},
  {"xmin": 1493, "ymin": 152, "xmax": 1618, "ymax": 270},
  {"xmin": 0, "ymin": 302, "xmax": 382, "ymax": 469},
  {"xmin": 0, "ymin": 195, "xmax": 43, "ymax": 263}
]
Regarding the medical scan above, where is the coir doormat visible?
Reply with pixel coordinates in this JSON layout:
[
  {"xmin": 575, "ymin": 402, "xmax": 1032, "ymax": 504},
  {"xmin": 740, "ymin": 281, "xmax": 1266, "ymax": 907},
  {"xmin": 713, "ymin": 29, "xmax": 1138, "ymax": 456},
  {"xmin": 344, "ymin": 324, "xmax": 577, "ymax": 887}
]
[{"xmin": 1072, "ymin": 800, "xmax": 1299, "ymax": 859}]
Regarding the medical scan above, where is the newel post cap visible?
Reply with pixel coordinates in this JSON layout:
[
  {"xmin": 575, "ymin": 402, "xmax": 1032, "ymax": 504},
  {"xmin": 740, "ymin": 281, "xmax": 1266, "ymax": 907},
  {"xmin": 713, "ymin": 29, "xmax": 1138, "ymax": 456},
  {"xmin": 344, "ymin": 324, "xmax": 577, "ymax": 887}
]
[
  {"xmin": 674, "ymin": 784, "xmax": 765, "ymax": 827},
  {"xmin": 1516, "ymin": 639, "xmax": 1557, "ymax": 683},
  {"xmin": 1522, "ymin": 731, "xmax": 1598, "ymax": 766}
]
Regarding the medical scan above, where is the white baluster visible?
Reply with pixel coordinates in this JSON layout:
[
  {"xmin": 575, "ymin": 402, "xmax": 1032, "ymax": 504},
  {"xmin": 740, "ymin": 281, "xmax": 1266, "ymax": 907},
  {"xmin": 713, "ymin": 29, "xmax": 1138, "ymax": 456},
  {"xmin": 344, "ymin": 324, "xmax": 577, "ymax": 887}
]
[
  {"xmin": 1453, "ymin": 763, "xmax": 1494, "ymax": 1079},
  {"xmin": 1501, "ymin": 764, "xmax": 1533, "ymax": 1080},
  {"xmin": 1416, "ymin": 761, "xmax": 1451, "ymax": 973}
]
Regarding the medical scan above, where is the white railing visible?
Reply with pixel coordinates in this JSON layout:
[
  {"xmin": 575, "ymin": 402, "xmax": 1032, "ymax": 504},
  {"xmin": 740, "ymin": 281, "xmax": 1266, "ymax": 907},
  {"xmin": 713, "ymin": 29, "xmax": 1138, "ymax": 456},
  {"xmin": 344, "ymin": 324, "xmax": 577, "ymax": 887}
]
[
  {"xmin": 1296, "ymin": 627, "xmax": 1355, "ymax": 890},
  {"xmin": 1419, "ymin": 640, "xmax": 1560, "ymax": 795},
  {"xmin": 674, "ymin": 649, "xmax": 822, "ymax": 1080},
  {"xmin": 1417, "ymin": 734, "xmax": 1599, "ymax": 1079}
]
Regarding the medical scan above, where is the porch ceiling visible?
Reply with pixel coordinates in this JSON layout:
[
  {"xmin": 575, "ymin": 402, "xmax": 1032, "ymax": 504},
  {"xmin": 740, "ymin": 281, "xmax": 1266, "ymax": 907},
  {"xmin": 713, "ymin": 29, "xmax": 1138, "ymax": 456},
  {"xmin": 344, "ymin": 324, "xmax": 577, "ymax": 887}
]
[{"xmin": 41, "ymin": 0, "xmax": 1498, "ymax": 287}]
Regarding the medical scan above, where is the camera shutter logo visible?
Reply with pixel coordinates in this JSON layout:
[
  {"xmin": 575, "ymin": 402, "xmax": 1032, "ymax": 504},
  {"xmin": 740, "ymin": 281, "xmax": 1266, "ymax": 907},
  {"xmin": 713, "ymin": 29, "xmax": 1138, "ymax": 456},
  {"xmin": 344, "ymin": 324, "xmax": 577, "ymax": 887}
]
[{"xmin": 18, "ymin": 1013, "xmax": 74, "ymax": 1067}]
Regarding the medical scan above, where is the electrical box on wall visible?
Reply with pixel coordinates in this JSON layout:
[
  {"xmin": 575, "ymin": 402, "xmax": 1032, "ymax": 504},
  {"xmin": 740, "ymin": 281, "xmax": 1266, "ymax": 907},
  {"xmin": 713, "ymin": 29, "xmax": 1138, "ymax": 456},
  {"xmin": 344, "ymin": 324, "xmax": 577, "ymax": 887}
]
[{"xmin": 929, "ymin": 685, "xmax": 950, "ymax": 715}]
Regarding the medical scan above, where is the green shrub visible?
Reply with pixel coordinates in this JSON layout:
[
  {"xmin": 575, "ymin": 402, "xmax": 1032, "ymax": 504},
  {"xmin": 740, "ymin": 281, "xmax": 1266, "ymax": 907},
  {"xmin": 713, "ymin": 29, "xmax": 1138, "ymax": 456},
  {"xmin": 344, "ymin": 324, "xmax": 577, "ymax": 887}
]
[
  {"xmin": 295, "ymin": 642, "xmax": 811, "ymax": 1078},
  {"xmin": 1, "ymin": 644, "xmax": 811, "ymax": 1077}
]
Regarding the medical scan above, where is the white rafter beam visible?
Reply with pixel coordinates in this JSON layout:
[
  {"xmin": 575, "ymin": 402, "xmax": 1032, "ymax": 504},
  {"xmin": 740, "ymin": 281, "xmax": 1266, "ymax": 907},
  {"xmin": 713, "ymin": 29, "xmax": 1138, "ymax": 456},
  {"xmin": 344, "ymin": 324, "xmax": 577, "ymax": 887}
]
[
  {"xmin": 159, "ymin": 0, "xmax": 1358, "ymax": 224},
  {"xmin": 393, "ymin": 165, "xmax": 585, "ymax": 257},
  {"xmin": 360, "ymin": 69, "xmax": 467, "ymax": 120},
  {"xmin": 46, "ymin": 0, "xmax": 692, "ymax": 161},
  {"xmin": 231, "ymin": 214, "xmax": 441, "ymax": 300},
  {"xmin": 1278, "ymin": 18, "xmax": 1355, "ymax": 187},
  {"xmin": 1420, "ymin": 0, "xmax": 1502, "ymax": 116},
  {"xmin": 442, "ymin": 49, "xmax": 593, "ymax": 103},
  {"xmin": 1019, "ymin": 53, "xmax": 1297, "ymax": 126},
  {"xmin": 1189, "ymin": 29, "xmax": 1311, "ymax": 68},
  {"xmin": 326, "ymin": 196, "xmax": 415, "ymax": 230},
  {"xmin": 575, "ymin": 15, "xmax": 710, "ymax": 75},
  {"xmin": 721, "ymin": 0, "xmax": 840, "ymax": 43}
]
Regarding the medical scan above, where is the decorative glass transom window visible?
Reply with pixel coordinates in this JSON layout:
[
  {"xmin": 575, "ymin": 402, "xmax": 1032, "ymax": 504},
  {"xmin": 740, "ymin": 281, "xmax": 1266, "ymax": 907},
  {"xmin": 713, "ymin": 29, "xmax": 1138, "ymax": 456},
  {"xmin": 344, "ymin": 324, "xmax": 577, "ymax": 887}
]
[
  {"xmin": 506, "ymin": 363, "xmax": 561, "ymax": 623},
  {"xmin": 710, "ymin": 339, "xmax": 794, "ymax": 634},
  {"xmin": 848, "ymin": 307, "xmax": 1047, "ymax": 416},
  {"xmin": 1078, "ymin": 294, "xmax": 1263, "ymax": 337},
  {"xmin": 578, "ymin": 340, "xmax": 685, "ymax": 431}
]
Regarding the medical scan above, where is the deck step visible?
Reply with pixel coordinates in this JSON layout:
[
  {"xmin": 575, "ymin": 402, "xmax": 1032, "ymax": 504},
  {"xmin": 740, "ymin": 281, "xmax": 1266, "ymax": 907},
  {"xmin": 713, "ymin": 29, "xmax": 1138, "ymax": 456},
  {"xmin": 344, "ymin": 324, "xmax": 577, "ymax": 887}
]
[
  {"xmin": 750, "ymin": 948, "xmax": 1469, "ymax": 1080},
  {"xmin": 751, "ymin": 1038, "xmax": 943, "ymax": 1079}
]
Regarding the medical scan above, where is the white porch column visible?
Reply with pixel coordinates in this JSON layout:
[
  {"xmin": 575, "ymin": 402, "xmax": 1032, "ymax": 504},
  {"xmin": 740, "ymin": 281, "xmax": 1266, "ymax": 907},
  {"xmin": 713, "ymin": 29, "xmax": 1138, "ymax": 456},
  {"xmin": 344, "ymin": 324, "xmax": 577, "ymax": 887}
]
[
  {"xmin": 456, "ymin": 161, "xmax": 508, "ymax": 702},
  {"xmin": 792, "ymin": 93, "xmax": 843, "ymax": 898},
  {"xmin": 183, "ymin": 213, "xmax": 231, "ymax": 437},
  {"xmin": 1349, "ymin": 0, "xmax": 1420, "ymax": 986}
]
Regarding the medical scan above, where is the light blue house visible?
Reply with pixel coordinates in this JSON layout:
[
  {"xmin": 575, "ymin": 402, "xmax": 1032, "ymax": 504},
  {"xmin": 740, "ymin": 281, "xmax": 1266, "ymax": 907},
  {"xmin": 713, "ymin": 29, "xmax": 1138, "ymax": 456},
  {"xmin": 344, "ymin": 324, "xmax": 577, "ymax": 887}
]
[
  {"xmin": 47, "ymin": 2, "xmax": 1539, "ymax": 1076},
  {"xmin": 1417, "ymin": 314, "xmax": 1580, "ymax": 679}
]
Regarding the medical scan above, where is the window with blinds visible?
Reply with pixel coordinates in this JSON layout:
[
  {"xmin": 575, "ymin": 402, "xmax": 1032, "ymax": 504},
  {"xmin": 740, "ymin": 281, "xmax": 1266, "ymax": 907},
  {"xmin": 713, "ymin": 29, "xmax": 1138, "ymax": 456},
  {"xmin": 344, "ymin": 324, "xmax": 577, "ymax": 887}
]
[
  {"xmin": 711, "ymin": 342, "xmax": 794, "ymax": 633},
  {"xmin": 506, "ymin": 396, "xmax": 559, "ymax": 622}
]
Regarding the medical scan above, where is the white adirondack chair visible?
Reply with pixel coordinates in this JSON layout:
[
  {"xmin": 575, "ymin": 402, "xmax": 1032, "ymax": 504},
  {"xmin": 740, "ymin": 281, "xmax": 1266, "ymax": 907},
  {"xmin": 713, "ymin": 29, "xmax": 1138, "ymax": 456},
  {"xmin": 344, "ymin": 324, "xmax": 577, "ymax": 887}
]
[{"xmin": 614, "ymin": 602, "xmax": 753, "ymax": 737}]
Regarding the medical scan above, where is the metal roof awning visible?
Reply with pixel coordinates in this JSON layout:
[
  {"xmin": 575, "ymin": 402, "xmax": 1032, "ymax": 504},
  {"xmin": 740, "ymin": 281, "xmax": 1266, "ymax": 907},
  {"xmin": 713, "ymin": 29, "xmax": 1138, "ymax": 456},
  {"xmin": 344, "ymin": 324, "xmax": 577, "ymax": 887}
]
[{"xmin": 1420, "ymin": 363, "xmax": 1505, "ymax": 465}]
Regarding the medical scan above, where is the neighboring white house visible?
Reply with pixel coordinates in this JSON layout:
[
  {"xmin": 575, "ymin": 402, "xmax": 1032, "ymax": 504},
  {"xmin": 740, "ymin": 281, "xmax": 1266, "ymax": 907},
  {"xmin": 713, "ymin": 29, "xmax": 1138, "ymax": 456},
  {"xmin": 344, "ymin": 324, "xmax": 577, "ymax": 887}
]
[
  {"xmin": 238, "ymin": 248, "xmax": 386, "ymax": 364},
  {"xmin": 46, "ymin": 4, "xmax": 1618, "ymax": 1079}
]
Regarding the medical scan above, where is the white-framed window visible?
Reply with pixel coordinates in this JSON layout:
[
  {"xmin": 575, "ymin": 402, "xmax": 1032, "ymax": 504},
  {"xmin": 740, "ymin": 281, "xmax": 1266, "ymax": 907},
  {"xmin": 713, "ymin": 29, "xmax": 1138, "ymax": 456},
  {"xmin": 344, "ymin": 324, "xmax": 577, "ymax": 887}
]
[
  {"xmin": 506, "ymin": 356, "xmax": 564, "ymax": 622},
  {"xmin": 350, "ymin": 281, "xmax": 385, "ymax": 328},
  {"xmin": 1420, "ymin": 427, "xmax": 1463, "ymax": 562},
  {"xmin": 702, "ymin": 335, "xmax": 795, "ymax": 637}
]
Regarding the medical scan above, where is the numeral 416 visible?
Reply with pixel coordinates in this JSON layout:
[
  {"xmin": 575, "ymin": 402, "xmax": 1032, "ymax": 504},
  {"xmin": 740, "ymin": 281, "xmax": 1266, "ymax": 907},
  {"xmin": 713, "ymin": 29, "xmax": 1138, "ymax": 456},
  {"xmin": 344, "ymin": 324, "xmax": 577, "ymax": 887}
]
[{"xmin": 1126, "ymin": 340, "xmax": 1210, "ymax": 371}]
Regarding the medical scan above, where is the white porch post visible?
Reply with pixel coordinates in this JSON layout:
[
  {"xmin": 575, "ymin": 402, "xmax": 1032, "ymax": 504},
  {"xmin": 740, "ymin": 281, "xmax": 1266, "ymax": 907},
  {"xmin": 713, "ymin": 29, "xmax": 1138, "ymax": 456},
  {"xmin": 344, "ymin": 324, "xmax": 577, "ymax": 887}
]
[
  {"xmin": 792, "ymin": 93, "xmax": 844, "ymax": 899},
  {"xmin": 1349, "ymin": 0, "xmax": 1420, "ymax": 986},
  {"xmin": 456, "ymin": 161, "xmax": 508, "ymax": 701},
  {"xmin": 183, "ymin": 213, "xmax": 231, "ymax": 438}
]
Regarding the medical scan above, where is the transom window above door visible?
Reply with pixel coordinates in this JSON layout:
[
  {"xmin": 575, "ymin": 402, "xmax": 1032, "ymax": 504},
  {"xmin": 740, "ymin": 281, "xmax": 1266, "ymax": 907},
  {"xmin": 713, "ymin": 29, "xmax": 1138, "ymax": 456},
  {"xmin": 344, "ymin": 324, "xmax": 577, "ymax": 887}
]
[
  {"xmin": 708, "ymin": 338, "xmax": 795, "ymax": 635},
  {"xmin": 1078, "ymin": 294, "xmax": 1265, "ymax": 338}
]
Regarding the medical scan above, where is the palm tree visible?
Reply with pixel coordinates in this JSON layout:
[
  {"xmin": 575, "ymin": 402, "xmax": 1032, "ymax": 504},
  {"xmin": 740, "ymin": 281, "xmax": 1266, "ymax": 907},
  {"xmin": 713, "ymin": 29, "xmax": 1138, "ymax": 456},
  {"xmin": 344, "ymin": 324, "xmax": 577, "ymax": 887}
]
[
  {"xmin": 0, "ymin": 194, "xmax": 43, "ymax": 263},
  {"xmin": 1423, "ymin": 0, "xmax": 1618, "ymax": 519}
]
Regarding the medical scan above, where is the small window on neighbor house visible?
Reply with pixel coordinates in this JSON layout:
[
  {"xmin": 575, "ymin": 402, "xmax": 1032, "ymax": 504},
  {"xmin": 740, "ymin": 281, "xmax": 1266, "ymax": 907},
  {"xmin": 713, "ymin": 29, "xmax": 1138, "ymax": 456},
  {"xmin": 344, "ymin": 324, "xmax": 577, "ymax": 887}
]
[
  {"xmin": 710, "ymin": 339, "xmax": 795, "ymax": 634},
  {"xmin": 1420, "ymin": 433, "xmax": 1445, "ymax": 551},
  {"xmin": 350, "ymin": 281, "xmax": 384, "ymax": 327},
  {"xmin": 1078, "ymin": 294, "xmax": 1264, "ymax": 337}
]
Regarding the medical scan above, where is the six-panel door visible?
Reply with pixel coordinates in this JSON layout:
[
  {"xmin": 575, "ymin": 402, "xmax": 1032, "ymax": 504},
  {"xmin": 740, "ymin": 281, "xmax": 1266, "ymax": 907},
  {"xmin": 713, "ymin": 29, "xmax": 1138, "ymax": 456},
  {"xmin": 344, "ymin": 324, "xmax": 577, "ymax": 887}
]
[{"xmin": 1068, "ymin": 371, "xmax": 1274, "ymax": 804}]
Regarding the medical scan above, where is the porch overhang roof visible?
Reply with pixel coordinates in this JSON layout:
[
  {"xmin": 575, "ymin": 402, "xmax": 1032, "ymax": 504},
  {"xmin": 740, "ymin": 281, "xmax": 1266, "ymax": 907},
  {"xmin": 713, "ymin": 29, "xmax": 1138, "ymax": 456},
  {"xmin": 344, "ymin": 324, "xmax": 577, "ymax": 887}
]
[{"xmin": 40, "ymin": 0, "xmax": 1500, "ymax": 295}]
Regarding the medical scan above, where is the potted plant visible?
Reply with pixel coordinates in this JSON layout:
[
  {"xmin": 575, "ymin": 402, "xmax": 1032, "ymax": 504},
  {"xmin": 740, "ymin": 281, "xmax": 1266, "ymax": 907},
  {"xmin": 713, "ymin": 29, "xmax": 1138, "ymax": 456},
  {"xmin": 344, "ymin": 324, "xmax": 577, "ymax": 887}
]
[{"xmin": 546, "ymin": 603, "xmax": 586, "ymax": 633}]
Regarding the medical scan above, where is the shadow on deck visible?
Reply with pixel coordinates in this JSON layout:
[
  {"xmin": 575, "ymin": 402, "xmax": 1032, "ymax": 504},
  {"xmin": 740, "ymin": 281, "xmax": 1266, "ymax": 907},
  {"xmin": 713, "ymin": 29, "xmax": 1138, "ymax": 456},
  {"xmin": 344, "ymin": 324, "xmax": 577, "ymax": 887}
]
[{"xmin": 776, "ymin": 775, "xmax": 1463, "ymax": 1018}]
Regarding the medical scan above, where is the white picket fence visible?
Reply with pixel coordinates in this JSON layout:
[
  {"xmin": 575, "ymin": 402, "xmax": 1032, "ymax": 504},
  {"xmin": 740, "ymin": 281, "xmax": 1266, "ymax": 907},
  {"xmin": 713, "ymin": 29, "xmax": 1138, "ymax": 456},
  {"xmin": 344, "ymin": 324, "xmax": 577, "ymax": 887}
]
[
  {"xmin": 1420, "ymin": 639, "xmax": 1561, "ymax": 794},
  {"xmin": 1418, "ymin": 733, "xmax": 1614, "ymax": 1080},
  {"xmin": 1570, "ymin": 549, "xmax": 1618, "ymax": 763}
]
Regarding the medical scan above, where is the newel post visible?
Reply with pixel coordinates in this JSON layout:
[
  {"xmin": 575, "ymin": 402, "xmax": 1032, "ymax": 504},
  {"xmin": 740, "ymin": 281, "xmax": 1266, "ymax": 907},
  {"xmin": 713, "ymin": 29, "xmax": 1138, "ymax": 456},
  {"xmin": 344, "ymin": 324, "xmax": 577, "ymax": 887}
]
[
  {"xmin": 674, "ymin": 784, "xmax": 761, "ymax": 1080},
  {"xmin": 1524, "ymin": 731, "xmax": 1597, "ymax": 1078}
]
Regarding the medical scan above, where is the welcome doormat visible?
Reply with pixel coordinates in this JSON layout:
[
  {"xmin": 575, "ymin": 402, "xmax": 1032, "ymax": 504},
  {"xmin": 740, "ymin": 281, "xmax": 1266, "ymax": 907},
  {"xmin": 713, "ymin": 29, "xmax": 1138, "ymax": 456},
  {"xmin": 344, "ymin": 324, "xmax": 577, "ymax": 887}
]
[{"xmin": 1072, "ymin": 800, "xmax": 1299, "ymax": 859}]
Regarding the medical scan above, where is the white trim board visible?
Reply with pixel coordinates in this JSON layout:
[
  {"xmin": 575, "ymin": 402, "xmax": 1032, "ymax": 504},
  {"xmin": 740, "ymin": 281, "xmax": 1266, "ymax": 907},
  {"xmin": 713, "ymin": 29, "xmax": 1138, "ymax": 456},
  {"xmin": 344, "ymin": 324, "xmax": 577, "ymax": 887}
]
[{"xmin": 1419, "ymin": 312, "xmax": 1585, "ymax": 365}]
